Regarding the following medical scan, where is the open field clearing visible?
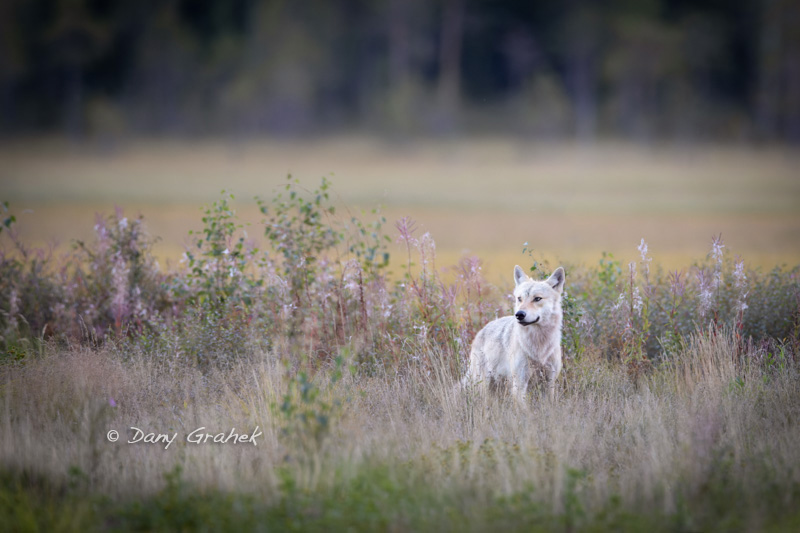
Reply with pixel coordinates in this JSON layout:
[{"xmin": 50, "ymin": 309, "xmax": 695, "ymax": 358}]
[{"xmin": 1, "ymin": 138, "xmax": 798, "ymax": 279}]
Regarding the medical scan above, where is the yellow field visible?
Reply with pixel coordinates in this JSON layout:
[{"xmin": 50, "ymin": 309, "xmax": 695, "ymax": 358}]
[{"xmin": 1, "ymin": 137, "xmax": 798, "ymax": 282}]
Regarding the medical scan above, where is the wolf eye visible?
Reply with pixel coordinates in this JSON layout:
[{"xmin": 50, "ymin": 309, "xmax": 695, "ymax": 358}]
[
  {"xmin": 517, "ymin": 296, "xmax": 522, "ymax": 302},
  {"xmin": 533, "ymin": 296, "xmax": 542, "ymax": 302}
]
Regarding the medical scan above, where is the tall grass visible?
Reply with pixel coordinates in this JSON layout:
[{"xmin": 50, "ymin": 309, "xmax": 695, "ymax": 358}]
[
  {"xmin": 1, "ymin": 179, "xmax": 799, "ymax": 530},
  {"xmin": 1, "ymin": 329, "xmax": 799, "ymax": 530}
]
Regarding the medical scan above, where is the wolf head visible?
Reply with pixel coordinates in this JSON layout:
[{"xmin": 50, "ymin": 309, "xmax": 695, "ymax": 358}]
[{"xmin": 512, "ymin": 265, "xmax": 565, "ymax": 327}]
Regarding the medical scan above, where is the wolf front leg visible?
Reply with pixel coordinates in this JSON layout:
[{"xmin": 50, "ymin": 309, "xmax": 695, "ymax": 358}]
[
  {"xmin": 510, "ymin": 368, "xmax": 530, "ymax": 403},
  {"xmin": 545, "ymin": 364, "xmax": 559, "ymax": 402}
]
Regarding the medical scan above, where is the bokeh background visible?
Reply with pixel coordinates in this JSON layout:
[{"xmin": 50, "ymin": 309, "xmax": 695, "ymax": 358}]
[{"xmin": 1, "ymin": 0, "xmax": 799, "ymax": 279}]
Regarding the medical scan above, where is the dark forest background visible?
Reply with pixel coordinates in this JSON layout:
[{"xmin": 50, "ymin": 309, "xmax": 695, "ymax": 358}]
[{"xmin": 0, "ymin": 0, "xmax": 798, "ymax": 142}]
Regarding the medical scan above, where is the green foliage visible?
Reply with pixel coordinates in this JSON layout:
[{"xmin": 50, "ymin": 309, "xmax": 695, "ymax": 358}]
[
  {"xmin": 346, "ymin": 210, "xmax": 391, "ymax": 280},
  {"xmin": 115, "ymin": 465, "xmax": 265, "ymax": 532},
  {"xmin": 1, "ymin": 178, "xmax": 799, "ymax": 386},
  {"xmin": 274, "ymin": 358, "xmax": 342, "ymax": 460},
  {"xmin": 0, "ymin": 202, "xmax": 14, "ymax": 235},
  {"xmin": 7, "ymin": 440, "xmax": 800, "ymax": 532},
  {"xmin": 0, "ymin": 467, "xmax": 103, "ymax": 532},
  {"xmin": 557, "ymin": 236, "xmax": 800, "ymax": 366},
  {"xmin": 3, "ymin": 180, "xmax": 799, "ymax": 375},
  {"xmin": 257, "ymin": 176, "xmax": 341, "ymax": 308},
  {"xmin": 169, "ymin": 191, "xmax": 271, "ymax": 363},
  {"xmin": 597, "ymin": 252, "xmax": 623, "ymax": 297},
  {"xmin": 745, "ymin": 265, "xmax": 800, "ymax": 341},
  {"xmin": 185, "ymin": 191, "xmax": 256, "ymax": 310}
]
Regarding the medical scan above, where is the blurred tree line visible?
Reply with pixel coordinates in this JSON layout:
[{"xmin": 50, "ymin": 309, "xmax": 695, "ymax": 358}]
[{"xmin": 0, "ymin": 0, "xmax": 798, "ymax": 142}]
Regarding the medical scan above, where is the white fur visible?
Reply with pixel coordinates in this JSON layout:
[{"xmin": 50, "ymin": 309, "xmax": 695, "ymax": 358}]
[{"xmin": 463, "ymin": 265, "xmax": 565, "ymax": 402}]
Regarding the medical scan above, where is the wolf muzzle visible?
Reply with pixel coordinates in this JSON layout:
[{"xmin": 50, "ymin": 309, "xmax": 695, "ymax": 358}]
[{"xmin": 515, "ymin": 312, "xmax": 540, "ymax": 326}]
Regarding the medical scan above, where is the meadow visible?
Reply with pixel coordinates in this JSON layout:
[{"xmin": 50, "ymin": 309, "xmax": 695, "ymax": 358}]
[
  {"xmin": 2, "ymin": 138, "xmax": 799, "ymax": 275},
  {"xmin": 2, "ymin": 326, "xmax": 799, "ymax": 531},
  {"xmin": 1, "ymin": 139, "xmax": 799, "ymax": 531}
]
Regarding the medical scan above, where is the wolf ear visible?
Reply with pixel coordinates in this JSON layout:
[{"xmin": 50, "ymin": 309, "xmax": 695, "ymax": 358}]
[
  {"xmin": 514, "ymin": 265, "xmax": 529, "ymax": 286},
  {"xmin": 546, "ymin": 267, "xmax": 565, "ymax": 293}
]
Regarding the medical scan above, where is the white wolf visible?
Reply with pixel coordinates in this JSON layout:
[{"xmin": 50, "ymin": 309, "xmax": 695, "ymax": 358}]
[{"xmin": 463, "ymin": 265, "xmax": 565, "ymax": 402}]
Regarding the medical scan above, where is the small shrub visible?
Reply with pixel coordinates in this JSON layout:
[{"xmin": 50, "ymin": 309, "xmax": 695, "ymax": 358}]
[{"xmin": 72, "ymin": 209, "xmax": 171, "ymax": 339}]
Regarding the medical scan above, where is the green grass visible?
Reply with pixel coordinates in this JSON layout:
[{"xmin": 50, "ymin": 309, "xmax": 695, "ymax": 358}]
[{"xmin": 4, "ymin": 464, "xmax": 800, "ymax": 532}]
